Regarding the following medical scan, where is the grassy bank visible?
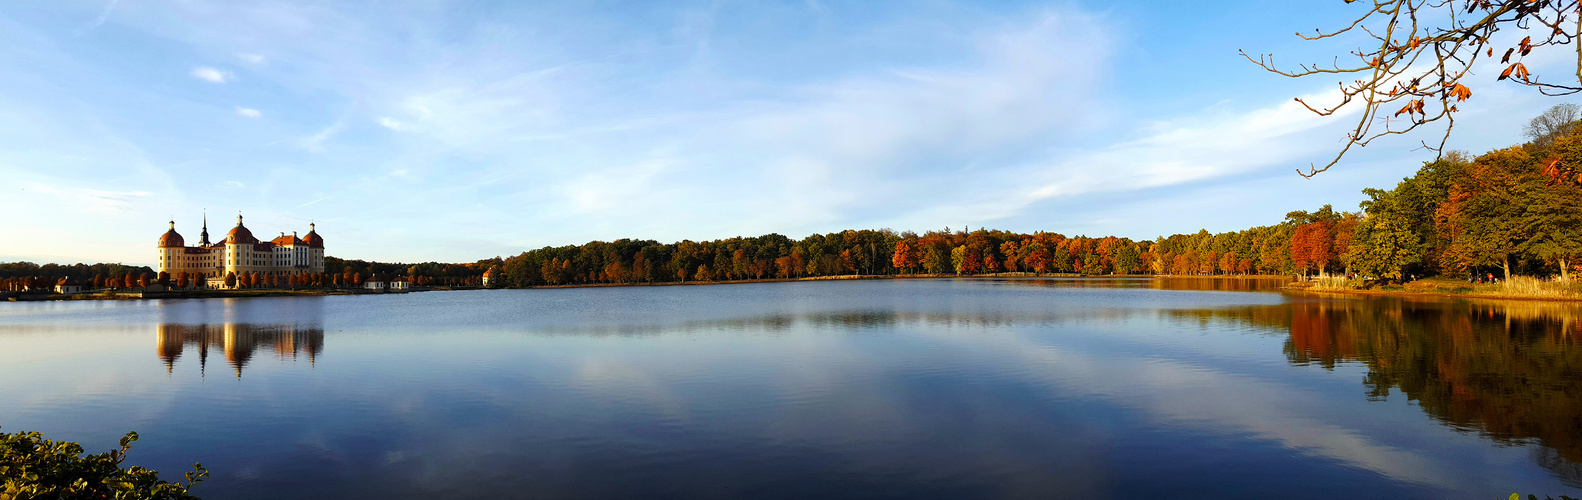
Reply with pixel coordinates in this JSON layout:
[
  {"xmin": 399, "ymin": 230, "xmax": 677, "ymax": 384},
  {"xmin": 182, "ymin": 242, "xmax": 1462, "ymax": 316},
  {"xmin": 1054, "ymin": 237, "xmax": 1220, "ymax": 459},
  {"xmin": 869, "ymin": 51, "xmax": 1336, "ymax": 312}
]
[{"xmin": 1289, "ymin": 276, "xmax": 1582, "ymax": 302}]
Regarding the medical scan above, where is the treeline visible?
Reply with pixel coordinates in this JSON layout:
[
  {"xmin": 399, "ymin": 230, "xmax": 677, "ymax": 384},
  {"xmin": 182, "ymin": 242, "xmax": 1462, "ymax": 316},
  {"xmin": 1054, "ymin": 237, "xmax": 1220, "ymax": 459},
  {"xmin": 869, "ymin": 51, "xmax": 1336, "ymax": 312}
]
[
  {"xmin": 0, "ymin": 262, "xmax": 153, "ymax": 283},
  {"xmin": 477, "ymin": 221, "xmax": 1341, "ymax": 289},
  {"xmin": 482, "ymin": 227, "xmax": 1304, "ymax": 289},
  {"xmin": 474, "ymin": 108, "xmax": 1582, "ymax": 288},
  {"xmin": 1335, "ymin": 129, "xmax": 1582, "ymax": 283},
  {"xmin": 325, "ymin": 256, "xmax": 499, "ymax": 287}
]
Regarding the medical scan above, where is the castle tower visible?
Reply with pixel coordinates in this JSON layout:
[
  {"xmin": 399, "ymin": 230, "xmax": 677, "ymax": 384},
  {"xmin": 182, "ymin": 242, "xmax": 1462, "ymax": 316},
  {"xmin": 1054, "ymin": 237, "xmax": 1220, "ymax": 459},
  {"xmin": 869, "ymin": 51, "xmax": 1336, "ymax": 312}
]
[
  {"xmin": 157, "ymin": 220, "xmax": 184, "ymax": 275},
  {"xmin": 199, "ymin": 211, "xmax": 210, "ymax": 246}
]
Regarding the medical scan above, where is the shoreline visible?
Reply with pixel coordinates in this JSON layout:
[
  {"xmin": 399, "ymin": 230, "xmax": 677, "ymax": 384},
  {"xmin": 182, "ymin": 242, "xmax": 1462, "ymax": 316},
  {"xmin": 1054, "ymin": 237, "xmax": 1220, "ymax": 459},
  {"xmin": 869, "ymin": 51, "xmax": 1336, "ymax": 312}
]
[
  {"xmin": 3, "ymin": 274, "xmax": 1296, "ymax": 301},
  {"xmin": 518, "ymin": 273, "xmax": 1297, "ymax": 290},
  {"xmin": 1282, "ymin": 281, "xmax": 1582, "ymax": 303},
  {"xmin": 1, "ymin": 288, "xmax": 467, "ymax": 301}
]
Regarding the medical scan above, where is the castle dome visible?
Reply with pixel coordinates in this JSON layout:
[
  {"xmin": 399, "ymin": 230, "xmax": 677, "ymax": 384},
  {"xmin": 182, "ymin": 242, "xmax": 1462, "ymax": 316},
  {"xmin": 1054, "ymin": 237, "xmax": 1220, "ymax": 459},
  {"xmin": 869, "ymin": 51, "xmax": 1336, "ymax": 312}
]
[
  {"xmin": 302, "ymin": 223, "xmax": 324, "ymax": 249},
  {"xmin": 227, "ymin": 214, "xmax": 259, "ymax": 245},
  {"xmin": 159, "ymin": 221, "xmax": 185, "ymax": 248}
]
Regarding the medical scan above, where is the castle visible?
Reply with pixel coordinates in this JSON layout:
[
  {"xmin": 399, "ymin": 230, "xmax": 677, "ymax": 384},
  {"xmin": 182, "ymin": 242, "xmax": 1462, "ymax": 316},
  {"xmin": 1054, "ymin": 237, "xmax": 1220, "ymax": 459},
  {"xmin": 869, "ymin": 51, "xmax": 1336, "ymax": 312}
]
[{"xmin": 158, "ymin": 214, "xmax": 325, "ymax": 285}]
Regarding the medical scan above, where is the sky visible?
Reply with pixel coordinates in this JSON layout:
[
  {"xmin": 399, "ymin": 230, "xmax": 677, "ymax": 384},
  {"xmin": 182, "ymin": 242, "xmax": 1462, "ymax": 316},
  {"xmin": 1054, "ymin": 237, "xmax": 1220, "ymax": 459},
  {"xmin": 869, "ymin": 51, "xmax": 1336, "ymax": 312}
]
[{"xmin": 0, "ymin": 0, "xmax": 1569, "ymax": 266}]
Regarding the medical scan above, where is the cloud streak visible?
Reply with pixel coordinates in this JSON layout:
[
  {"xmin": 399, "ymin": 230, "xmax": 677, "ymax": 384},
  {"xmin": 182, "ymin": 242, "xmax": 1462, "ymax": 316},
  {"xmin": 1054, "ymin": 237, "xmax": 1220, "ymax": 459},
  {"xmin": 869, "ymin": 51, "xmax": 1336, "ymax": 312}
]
[
  {"xmin": 189, "ymin": 66, "xmax": 235, "ymax": 84},
  {"xmin": 74, "ymin": 0, "xmax": 121, "ymax": 36}
]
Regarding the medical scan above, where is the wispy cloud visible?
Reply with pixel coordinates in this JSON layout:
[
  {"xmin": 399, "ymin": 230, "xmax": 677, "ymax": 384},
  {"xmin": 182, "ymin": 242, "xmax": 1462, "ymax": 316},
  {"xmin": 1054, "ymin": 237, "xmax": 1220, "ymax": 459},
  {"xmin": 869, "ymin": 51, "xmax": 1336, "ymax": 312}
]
[
  {"xmin": 235, "ymin": 107, "xmax": 262, "ymax": 118},
  {"xmin": 297, "ymin": 120, "xmax": 344, "ymax": 152},
  {"xmin": 295, "ymin": 195, "xmax": 332, "ymax": 208},
  {"xmin": 22, "ymin": 181, "xmax": 153, "ymax": 215},
  {"xmin": 377, "ymin": 117, "xmax": 407, "ymax": 131},
  {"xmin": 189, "ymin": 66, "xmax": 235, "ymax": 84},
  {"xmin": 881, "ymin": 89, "xmax": 1362, "ymax": 230},
  {"xmin": 74, "ymin": 0, "xmax": 121, "ymax": 36},
  {"xmin": 235, "ymin": 53, "xmax": 267, "ymax": 65}
]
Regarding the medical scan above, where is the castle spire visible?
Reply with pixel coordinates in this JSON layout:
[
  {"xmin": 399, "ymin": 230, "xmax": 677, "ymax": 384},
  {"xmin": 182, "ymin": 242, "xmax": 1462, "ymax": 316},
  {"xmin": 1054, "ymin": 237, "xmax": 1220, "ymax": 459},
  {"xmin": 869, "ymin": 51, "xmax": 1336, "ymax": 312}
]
[{"xmin": 199, "ymin": 210, "xmax": 210, "ymax": 246}]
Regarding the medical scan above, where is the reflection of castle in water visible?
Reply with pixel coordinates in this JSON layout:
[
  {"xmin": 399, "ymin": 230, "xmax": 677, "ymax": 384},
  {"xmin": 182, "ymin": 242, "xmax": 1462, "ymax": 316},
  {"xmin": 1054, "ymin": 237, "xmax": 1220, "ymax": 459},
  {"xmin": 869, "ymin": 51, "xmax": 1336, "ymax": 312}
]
[
  {"xmin": 154, "ymin": 297, "xmax": 326, "ymax": 378},
  {"xmin": 156, "ymin": 323, "xmax": 323, "ymax": 378}
]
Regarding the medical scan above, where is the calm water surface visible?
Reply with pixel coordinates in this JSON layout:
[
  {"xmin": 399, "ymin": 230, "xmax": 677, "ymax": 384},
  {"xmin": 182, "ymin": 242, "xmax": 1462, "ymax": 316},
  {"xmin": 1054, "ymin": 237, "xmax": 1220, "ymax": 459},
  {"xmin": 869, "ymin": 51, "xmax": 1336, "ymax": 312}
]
[{"xmin": 2, "ymin": 278, "xmax": 1580, "ymax": 499}]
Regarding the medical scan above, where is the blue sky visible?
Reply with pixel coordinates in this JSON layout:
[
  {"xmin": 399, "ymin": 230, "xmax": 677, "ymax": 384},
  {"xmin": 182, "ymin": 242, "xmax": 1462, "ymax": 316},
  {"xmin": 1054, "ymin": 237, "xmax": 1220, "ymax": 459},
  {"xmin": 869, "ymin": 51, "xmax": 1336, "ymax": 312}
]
[{"xmin": 0, "ymin": 1, "xmax": 1566, "ymax": 266}]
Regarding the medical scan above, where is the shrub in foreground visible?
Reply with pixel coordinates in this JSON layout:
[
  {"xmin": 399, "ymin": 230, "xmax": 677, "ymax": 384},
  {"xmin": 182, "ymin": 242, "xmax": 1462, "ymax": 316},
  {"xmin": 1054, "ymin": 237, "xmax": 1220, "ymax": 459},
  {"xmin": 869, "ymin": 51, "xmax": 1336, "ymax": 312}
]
[{"xmin": 0, "ymin": 428, "xmax": 206, "ymax": 500}]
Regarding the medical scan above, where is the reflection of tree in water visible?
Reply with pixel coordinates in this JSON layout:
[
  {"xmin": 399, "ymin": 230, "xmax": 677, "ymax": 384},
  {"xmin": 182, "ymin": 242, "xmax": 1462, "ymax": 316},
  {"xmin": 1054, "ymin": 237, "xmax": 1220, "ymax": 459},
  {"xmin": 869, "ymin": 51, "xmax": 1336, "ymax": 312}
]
[
  {"xmin": 983, "ymin": 276, "xmax": 1292, "ymax": 292},
  {"xmin": 155, "ymin": 323, "xmax": 324, "ymax": 378},
  {"xmin": 523, "ymin": 308, "xmax": 1140, "ymax": 337},
  {"xmin": 1149, "ymin": 277, "xmax": 1293, "ymax": 292},
  {"xmin": 1279, "ymin": 296, "xmax": 1582, "ymax": 485}
]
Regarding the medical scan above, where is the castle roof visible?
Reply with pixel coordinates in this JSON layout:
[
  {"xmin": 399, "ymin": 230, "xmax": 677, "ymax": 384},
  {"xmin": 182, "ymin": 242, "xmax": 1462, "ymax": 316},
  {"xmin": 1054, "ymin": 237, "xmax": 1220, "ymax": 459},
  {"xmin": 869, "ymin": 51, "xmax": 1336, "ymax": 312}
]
[
  {"xmin": 159, "ymin": 221, "xmax": 185, "ymax": 248},
  {"xmin": 227, "ymin": 214, "xmax": 259, "ymax": 245},
  {"xmin": 271, "ymin": 234, "xmax": 304, "ymax": 246},
  {"xmin": 302, "ymin": 223, "xmax": 324, "ymax": 249}
]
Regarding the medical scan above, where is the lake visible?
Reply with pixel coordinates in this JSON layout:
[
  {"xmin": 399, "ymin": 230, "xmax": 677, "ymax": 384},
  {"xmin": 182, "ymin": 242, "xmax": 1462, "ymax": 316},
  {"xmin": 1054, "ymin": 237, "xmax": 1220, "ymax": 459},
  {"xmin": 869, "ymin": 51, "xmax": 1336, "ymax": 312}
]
[{"xmin": 2, "ymin": 278, "xmax": 1579, "ymax": 499}]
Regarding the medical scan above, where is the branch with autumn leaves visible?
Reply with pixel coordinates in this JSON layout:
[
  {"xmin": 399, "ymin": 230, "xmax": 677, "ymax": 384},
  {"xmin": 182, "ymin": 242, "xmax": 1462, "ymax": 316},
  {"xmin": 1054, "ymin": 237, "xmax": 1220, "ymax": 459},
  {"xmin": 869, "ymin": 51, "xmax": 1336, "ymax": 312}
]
[{"xmin": 1243, "ymin": 0, "xmax": 1582, "ymax": 184}]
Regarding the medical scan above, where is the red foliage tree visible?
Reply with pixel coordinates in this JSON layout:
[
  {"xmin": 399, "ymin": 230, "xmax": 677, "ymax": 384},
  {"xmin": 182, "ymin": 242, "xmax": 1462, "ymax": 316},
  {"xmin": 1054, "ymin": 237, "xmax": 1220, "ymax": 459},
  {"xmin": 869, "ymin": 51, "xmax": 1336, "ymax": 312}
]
[
  {"xmin": 1290, "ymin": 222, "xmax": 1336, "ymax": 276},
  {"xmin": 891, "ymin": 240, "xmax": 919, "ymax": 273}
]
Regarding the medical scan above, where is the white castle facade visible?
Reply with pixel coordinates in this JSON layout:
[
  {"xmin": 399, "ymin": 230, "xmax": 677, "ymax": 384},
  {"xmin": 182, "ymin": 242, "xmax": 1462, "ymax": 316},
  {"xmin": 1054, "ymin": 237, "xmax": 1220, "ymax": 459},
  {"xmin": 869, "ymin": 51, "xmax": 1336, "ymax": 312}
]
[{"xmin": 158, "ymin": 214, "xmax": 325, "ymax": 283}]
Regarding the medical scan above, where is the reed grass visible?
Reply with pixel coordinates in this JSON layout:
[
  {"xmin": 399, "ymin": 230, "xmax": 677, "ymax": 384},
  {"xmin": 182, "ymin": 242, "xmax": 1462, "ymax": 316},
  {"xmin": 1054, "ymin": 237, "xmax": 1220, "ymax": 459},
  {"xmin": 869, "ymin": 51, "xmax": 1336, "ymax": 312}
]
[
  {"xmin": 1308, "ymin": 275, "xmax": 1360, "ymax": 291},
  {"xmin": 1500, "ymin": 276, "xmax": 1582, "ymax": 298}
]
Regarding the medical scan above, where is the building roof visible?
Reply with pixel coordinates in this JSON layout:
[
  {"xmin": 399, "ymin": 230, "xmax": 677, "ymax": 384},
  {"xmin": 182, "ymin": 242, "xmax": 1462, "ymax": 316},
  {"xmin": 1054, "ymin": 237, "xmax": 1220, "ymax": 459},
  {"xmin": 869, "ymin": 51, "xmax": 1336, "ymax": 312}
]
[
  {"xmin": 227, "ymin": 214, "xmax": 259, "ymax": 245},
  {"xmin": 302, "ymin": 223, "xmax": 324, "ymax": 249},
  {"xmin": 159, "ymin": 221, "xmax": 185, "ymax": 248},
  {"xmin": 271, "ymin": 233, "xmax": 304, "ymax": 246}
]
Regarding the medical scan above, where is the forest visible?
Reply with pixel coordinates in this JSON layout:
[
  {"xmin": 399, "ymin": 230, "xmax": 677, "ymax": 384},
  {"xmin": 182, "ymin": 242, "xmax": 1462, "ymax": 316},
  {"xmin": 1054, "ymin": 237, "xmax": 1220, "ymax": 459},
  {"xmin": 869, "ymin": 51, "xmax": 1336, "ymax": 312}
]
[
  {"xmin": 4, "ymin": 107, "xmax": 1581, "ymax": 292},
  {"xmin": 475, "ymin": 106, "xmax": 1582, "ymax": 288}
]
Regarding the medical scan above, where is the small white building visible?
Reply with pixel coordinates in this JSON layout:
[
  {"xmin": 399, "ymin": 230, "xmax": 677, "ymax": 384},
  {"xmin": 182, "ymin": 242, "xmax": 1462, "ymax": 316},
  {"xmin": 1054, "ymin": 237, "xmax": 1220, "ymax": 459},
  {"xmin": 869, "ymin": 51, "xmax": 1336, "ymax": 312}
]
[
  {"xmin": 364, "ymin": 276, "xmax": 387, "ymax": 292},
  {"xmin": 54, "ymin": 281, "xmax": 83, "ymax": 294},
  {"xmin": 389, "ymin": 277, "xmax": 410, "ymax": 291}
]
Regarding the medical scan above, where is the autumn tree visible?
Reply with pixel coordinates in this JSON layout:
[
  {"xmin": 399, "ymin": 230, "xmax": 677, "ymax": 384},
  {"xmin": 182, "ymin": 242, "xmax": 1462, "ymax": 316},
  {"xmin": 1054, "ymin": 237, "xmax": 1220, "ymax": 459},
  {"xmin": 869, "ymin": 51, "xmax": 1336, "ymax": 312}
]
[
  {"xmin": 1348, "ymin": 190, "xmax": 1423, "ymax": 283},
  {"xmin": 891, "ymin": 240, "xmax": 918, "ymax": 273},
  {"xmin": 1291, "ymin": 222, "xmax": 1336, "ymax": 276},
  {"xmin": 1522, "ymin": 130, "xmax": 1582, "ymax": 279},
  {"xmin": 1114, "ymin": 244, "xmax": 1140, "ymax": 275},
  {"xmin": 923, "ymin": 245, "xmax": 949, "ymax": 274},
  {"xmin": 1437, "ymin": 148, "xmax": 1530, "ymax": 279},
  {"xmin": 1525, "ymin": 103, "xmax": 1582, "ymax": 147},
  {"xmin": 950, "ymin": 246, "xmax": 967, "ymax": 275},
  {"xmin": 1332, "ymin": 213, "xmax": 1362, "ymax": 276}
]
